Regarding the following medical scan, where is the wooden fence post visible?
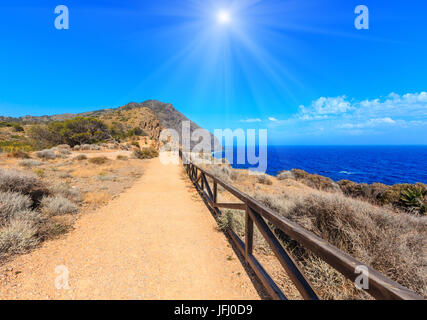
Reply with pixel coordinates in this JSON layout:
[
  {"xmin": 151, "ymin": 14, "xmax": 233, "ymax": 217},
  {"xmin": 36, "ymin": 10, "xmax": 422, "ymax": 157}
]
[{"xmin": 245, "ymin": 205, "xmax": 253, "ymax": 262}]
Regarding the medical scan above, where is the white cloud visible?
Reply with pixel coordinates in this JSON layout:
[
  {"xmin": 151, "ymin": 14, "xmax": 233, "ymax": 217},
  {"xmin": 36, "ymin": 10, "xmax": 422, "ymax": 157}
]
[
  {"xmin": 299, "ymin": 96, "xmax": 353, "ymax": 119},
  {"xmin": 239, "ymin": 118, "xmax": 262, "ymax": 123},
  {"xmin": 297, "ymin": 92, "xmax": 427, "ymax": 131},
  {"xmin": 268, "ymin": 117, "xmax": 278, "ymax": 122},
  {"xmin": 338, "ymin": 117, "xmax": 396, "ymax": 129}
]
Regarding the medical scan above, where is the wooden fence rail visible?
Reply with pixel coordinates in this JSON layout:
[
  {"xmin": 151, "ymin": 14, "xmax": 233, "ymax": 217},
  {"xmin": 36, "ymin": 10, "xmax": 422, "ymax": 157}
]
[{"xmin": 179, "ymin": 150, "xmax": 423, "ymax": 300}]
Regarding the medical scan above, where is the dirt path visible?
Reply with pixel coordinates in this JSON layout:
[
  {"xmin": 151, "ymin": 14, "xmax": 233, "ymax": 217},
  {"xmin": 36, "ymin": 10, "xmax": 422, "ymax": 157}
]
[{"xmin": 0, "ymin": 158, "xmax": 261, "ymax": 300}]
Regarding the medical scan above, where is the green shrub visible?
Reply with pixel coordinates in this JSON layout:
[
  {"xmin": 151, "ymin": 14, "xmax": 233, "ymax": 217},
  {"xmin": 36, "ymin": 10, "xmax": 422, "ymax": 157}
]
[
  {"xmin": 0, "ymin": 140, "xmax": 33, "ymax": 153},
  {"xmin": 400, "ymin": 186, "xmax": 426, "ymax": 215},
  {"xmin": 339, "ymin": 180, "xmax": 427, "ymax": 215},
  {"xmin": 28, "ymin": 117, "xmax": 111, "ymax": 148},
  {"xmin": 88, "ymin": 156, "xmax": 109, "ymax": 165}
]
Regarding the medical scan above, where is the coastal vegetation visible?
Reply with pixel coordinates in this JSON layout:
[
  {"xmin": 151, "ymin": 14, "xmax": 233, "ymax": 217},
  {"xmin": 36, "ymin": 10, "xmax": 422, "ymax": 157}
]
[{"xmin": 201, "ymin": 155, "xmax": 426, "ymax": 299}]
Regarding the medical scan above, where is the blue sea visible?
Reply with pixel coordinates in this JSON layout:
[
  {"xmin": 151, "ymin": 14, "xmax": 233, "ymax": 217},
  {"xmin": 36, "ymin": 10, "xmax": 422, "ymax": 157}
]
[{"xmin": 214, "ymin": 146, "xmax": 427, "ymax": 185}]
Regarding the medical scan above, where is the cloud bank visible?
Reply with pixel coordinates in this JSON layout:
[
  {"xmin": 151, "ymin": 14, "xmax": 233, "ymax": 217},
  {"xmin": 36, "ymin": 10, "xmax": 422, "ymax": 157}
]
[{"xmin": 297, "ymin": 92, "xmax": 427, "ymax": 130}]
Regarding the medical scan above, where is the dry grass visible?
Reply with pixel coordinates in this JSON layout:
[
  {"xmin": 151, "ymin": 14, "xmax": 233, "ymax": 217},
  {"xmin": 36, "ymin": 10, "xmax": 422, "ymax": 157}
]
[
  {"xmin": 253, "ymin": 189, "xmax": 427, "ymax": 299},
  {"xmin": 256, "ymin": 173, "xmax": 273, "ymax": 185},
  {"xmin": 204, "ymin": 164, "xmax": 235, "ymax": 183},
  {"xmin": 209, "ymin": 164, "xmax": 426, "ymax": 299}
]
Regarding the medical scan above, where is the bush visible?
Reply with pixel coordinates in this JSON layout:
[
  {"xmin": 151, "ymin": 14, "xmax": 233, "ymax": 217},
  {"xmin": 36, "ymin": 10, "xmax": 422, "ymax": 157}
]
[
  {"xmin": 133, "ymin": 147, "xmax": 159, "ymax": 160},
  {"xmin": 35, "ymin": 149, "xmax": 56, "ymax": 160},
  {"xmin": 0, "ymin": 168, "xmax": 41, "ymax": 194},
  {"xmin": 256, "ymin": 173, "xmax": 273, "ymax": 185},
  {"xmin": 127, "ymin": 128, "xmax": 147, "ymax": 137},
  {"xmin": 400, "ymin": 186, "xmax": 426, "ymax": 215},
  {"xmin": 291, "ymin": 169, "xmax": 340, "ymax": 192},
  {"xmin": 40, "ymin": 195, "xmax": 78, "ymax": 216},
  {"xmin": 50, "ymin": 183, "xmax": 81, "ymax": 202},
  {"xmin": 0, "ymin": 140, "xmax": 33, "ymax": 153},
  {"xmin": 75, "ymin": 154, "xmax": 87, "ymax": 161},
  {"xmin": 0, "ymin": 219, "xmax": 39, "ymax": 257},
  {"xmin": 12, "ymin": 124, "xmax": 24, "ymax": 132},
  {"xmin": 338, "ymin": 180, "xmax": 427, "ymax": 215},
  {"xmin": 116, "ymin": 155, "xmax": 128, "ymax": 161},
  {"xmin": 88, "ymin": 156, "xmax": 109, "ymax": 165},
  {"xmin": 277, "ymin": 170, "xmax": 295, "ymax": 180},
  {"xmin": 0, "ymin": 192, "xmax": 32, "ymax": 224},
  {"xmin": 18, "ymin": 159, "xmax": 43, "ymax": 168},
  {"xmin": 7, "ymin": 151, "xmax": 30, "ymax": 159},
  {"xmin": 28, "ymin": 117, "xmax": 111, "ymax": 148}
]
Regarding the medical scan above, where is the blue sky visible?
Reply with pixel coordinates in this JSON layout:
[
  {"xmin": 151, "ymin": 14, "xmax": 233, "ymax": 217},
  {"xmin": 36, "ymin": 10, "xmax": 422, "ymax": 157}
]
[{"xmin": 0, "ymin": 0, "xmax": 426, "ymax": 145}]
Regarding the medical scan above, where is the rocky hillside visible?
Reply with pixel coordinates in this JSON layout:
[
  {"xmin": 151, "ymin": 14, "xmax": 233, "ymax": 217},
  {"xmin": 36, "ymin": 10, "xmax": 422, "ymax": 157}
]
[{"xmin": 0, "ymin": 100, "xmax": 219, "ymax": 150}]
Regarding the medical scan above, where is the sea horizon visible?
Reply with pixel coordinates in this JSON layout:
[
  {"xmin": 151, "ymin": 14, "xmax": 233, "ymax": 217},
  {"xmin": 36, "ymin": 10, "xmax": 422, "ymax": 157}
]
[{"xmin": 214, "ymin": 145, "xmax": 427, "ymax": 185}]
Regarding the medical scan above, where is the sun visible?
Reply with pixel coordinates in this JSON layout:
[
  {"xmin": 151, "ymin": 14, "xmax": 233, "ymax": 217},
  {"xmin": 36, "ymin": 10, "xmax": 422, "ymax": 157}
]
[{"xmin": 217, "ymin": 10, "xmax": 231, "ymax": 24}]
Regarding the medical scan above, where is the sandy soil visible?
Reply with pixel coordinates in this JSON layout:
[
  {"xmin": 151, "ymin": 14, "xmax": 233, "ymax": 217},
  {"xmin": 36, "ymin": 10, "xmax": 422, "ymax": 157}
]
[{"xmin": 0, "ymin": 158, "xmax": 261, "ymax": 300}]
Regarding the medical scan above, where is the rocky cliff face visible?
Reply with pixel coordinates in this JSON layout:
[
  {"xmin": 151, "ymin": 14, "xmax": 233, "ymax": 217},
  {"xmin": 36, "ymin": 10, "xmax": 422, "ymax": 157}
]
[
  {"xmin": 122, "ymin": 100, "xmax": 220, "ymax": 151},
  {"xmin": 97, "ymin": 106, "xmax": 163, "ymax": 141}
]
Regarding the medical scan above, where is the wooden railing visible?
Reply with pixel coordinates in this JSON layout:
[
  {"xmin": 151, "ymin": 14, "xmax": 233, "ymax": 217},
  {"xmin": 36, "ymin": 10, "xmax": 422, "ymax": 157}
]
[{"xmin": 179, "ymin": 150, "xmax": 423, "ymax": 300}]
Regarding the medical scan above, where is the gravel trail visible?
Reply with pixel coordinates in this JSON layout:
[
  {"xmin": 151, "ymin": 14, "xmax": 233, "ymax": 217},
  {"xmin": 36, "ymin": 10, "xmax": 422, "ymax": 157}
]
[{"xmin": 0, "ymin": 158, "xmax": 261, "ymax": 300}]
